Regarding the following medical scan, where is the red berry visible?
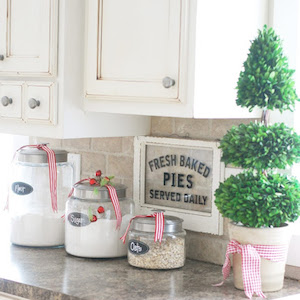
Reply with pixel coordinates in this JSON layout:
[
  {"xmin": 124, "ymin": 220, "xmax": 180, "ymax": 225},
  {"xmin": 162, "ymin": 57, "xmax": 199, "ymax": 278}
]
[
  {"xmin": 90, "ymin": 215, "xmax": 97, "ymax": 222},
  {"xmin": 89, "ymin": 178, "xmax": 97, "ymax": 185},
  {"xmin": 97, "ymin": 206, "xmax": 105, "ymax": 214},
  {"xmin": 96, "ymin": 170, "xmax": 102, "ymax": 177}
]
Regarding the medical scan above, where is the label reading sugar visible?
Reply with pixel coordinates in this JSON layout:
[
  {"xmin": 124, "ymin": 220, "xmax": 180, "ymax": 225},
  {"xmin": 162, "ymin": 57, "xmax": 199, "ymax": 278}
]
[
  {"xmin": 128, "ymin": 240, "xmax": 149, "ymax": 255},
  {"xmin": 12, "ymin": 182, "xmax": 33, "ymax": 196},
  {"xmin": 68, "ymin": 212, "xmax": 91, "ymax": 227}
]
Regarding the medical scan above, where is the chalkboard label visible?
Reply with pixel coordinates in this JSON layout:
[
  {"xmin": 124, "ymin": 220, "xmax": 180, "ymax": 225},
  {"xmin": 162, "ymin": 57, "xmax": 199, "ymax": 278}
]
[
  {"xmin": 68, "ymin": 212, "xmax": 91, "ymax": 227},
  {"xmin": 128, "ymin": 240, "xmax": 149, "ymax": 255},
  {"xmin": 12, "ymin": 182, "xmax": 33, "ymax": 196}
]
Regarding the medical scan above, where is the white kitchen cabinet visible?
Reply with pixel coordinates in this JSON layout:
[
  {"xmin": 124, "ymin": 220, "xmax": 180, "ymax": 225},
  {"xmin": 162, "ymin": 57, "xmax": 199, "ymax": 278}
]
[
  {"xmin": 24, "ymin": 82, "xmax": 56, "ymax": 124},
  {"xmin": 85, "ymin": 0, "xmax": 181, "ymax": 100},
  {"xmin": 0, "ymin": 81, "xmax": 56, "ymax": 124},
  {"xmin": 0, "ymin": 0, "xmax": 150, "ymax": 138},
  {"xmin": 84, "ymin": 0, "xmax": 268, "ymax": 119},
  {"xmin": 0, "ymin": 0, "xmax": 57, "ymax": 76}
]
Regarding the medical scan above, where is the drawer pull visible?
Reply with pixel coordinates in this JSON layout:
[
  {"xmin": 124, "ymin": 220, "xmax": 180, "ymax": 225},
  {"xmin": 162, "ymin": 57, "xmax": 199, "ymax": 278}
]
[
  {"xmin": 28, "ymin": 98, "xmax": 40, "ymax": 109},
  {"xmin": 162, "ymin": 77, "xmax": 175, "ymax": 88},
  {"xmin": 1, "ymin": 96, "xmax": 13, "ymax": 106}
]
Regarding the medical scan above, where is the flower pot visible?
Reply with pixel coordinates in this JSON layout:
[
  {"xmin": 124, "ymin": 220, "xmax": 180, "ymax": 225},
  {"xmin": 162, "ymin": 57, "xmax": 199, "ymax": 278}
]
[{"xmin": 228, "ymin": 222, "xmax": 291, "ymax": 292}]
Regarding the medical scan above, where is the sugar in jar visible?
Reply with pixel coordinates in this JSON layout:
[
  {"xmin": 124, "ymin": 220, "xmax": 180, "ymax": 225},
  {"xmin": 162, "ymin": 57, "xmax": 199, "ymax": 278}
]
[{"xmin": 65, "ymin": 182, "xmax": 134, "ymax": 258}]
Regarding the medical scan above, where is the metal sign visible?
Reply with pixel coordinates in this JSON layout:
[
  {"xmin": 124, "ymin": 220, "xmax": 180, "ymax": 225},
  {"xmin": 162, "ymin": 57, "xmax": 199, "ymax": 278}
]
[
  {"xmin": 145, "ymin": 144, "xmax": 213, "ymax": 213},
  {"xmin": 134, "ymin": 136, "xmax": 224, "ymax": 235}
]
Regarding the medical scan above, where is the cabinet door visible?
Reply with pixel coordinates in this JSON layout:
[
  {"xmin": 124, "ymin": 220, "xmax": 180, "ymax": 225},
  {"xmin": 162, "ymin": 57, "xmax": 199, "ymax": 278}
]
[
  {"xmin": 0, "ymin": 82, "xmax": 22, "ymax": 119},
  {"xmin": 85, "ymin": 0, "xmax": 181, "ymax": 100},
  {"xmin": 23, "ymin": 82, "xmax": 57, "ymax": 124},
  {"xmin": 0, "ymin": 0, "xmax": 57, "ymax": 76}
]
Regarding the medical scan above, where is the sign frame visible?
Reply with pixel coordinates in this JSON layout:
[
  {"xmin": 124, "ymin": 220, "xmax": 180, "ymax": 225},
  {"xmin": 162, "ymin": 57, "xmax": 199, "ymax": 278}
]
[{"xmin": 134, "ymin": 136, "xmax": 224, "ymax": 235}]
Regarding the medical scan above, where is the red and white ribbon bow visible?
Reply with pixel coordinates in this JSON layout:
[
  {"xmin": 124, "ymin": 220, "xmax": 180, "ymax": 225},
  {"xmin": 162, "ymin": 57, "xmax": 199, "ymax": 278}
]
[
  {"xmin": 120, "ymin": 212, "xmax": 165, "ymax": 243},
  {"xmin": 68, "ymin": 180, "xmax": 122, "ymax": 230},
  {"xmin": 216, "ymin": 239, "xmax": 288, "ymax": 299},
  {"xmin": 16, "ymin": 144, "xmax": 58, "ymax": 212}
]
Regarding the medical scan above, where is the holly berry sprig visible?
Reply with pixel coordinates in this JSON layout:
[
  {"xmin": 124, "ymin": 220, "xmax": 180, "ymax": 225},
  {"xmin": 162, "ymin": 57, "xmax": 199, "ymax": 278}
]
[
  {"xmin": 88, "ymin": 205, "xmax": 105, "ymax": 223},
  {"xmin": 89, "ymin": 170, "xmax": 114, "ymax": 187},
  {"xmin": 86, "ymin": 170, "xmax": 115, "ymax": 222}
]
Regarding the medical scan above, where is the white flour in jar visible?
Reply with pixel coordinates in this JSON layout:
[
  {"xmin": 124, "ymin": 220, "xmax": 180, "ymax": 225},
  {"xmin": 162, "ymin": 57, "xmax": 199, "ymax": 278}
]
[
  {"xmin": 65, "ymin": 214, "xmax": 132, "ymax": 258},
  {"xmin": 10, "ymin": 213, "xmax": 65, "ymax": 247}
]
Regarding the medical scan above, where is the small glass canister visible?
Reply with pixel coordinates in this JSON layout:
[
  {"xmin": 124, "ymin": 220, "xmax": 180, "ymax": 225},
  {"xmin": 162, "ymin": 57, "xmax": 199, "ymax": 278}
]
[
  {"xmin": 65, "ymin": 182, "xmax": 134, "ymax": 258},
  {"xmin": 127, "ymin": 215, "xmax": 186, "ymax": 269},
  {"xmin": 9, "ymin": 147, "xmax": 73, "ymax": 247}
]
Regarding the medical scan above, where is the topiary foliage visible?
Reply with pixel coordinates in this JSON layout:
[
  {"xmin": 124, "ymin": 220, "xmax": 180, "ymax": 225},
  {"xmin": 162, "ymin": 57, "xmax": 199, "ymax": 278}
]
[
  {"xmin": 236, "ymin": 25, "xmax": 299, "ymax": 112},
  {"xmin": 220, "ymin": 122, "xmax": 300, "ymax": 170},
  {"xmin": 215, "ymin": 171, "xmax": 300, "ymax": 228}
]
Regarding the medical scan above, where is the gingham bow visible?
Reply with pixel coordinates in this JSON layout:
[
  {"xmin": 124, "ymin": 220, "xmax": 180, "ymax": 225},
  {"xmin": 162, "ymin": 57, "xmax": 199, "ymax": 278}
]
[
  {"xmin": 217, "ymin": 239, "xmax": 288, "ymax": 299},
  {"xmin": 120, "ymin": 212, "xmax": 165, "ymax": 243}
]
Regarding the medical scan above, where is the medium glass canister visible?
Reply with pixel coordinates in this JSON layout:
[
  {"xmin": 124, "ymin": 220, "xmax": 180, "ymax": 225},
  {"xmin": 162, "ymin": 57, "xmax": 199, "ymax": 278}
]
[
  {"xmin": 9, "ymin": 147, "xmax": 73, "ymax": 247},
  {"xmin": 65, "ymin": 182, "xmax": 134, "ymax": 258},
  {"xmin": 127, "ymin": 215, "xmax": 186, "ymax": 269}
]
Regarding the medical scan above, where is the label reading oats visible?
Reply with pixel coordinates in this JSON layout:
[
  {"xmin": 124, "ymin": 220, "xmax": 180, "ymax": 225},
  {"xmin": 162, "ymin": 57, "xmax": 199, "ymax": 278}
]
[{"xmin": 128, "ymin": 240, "xmax": 149, "ymax": 255}]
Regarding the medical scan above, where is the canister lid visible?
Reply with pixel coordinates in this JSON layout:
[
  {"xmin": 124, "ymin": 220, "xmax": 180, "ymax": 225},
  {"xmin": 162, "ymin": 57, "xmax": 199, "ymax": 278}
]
[
  {"xmin": 73, "ymin": 182, "xmax": 126, "ymax": 201},
  {"xmin": 16, "ymin": 148, "xmax": 68, "ymax": 163},
  {"xmin": 132, "ymin": 215, "xmax": 183, "ymax": 233}
]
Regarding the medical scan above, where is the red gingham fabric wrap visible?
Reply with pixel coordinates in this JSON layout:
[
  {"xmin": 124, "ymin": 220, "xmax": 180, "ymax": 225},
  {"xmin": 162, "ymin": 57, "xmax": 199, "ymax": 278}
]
[
  {"xmin": 16, "ymin": 144, "xmax": 58, "ymax": 212},
  {"xmin": 120, "ymin": 212, "xmax": 165, "ymax": 243},
  {"xmin": 217, "ymin": 239, "xmax": 288, "ymax": 299}
]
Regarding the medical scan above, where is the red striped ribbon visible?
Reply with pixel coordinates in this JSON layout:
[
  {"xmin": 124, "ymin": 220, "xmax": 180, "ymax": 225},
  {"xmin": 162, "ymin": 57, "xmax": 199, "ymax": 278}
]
[
  {"xmin": 120, "ymin": 212, "xmax": 165, "ymax": 243},
  {"xmin": 215, "ymin": 239, "xmax": 288, "ymax": 299},
  {"xmin": 105, "ymin": 184, "xmax": 122, "ymax": 229},
  {"xmin": 16, "ymin": 144, "xmax": 58, "ymax": 213},
  {"xmin": 67, "ymin": 178, "xmax": 90, "ymax": 198}
]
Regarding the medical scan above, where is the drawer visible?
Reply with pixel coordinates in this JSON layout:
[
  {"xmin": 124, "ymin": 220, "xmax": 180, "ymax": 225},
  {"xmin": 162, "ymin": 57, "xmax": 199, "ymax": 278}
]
[
  {"xmin": 23, "ymin": 82, "xmax": 57, "ymax": 125},
  {"xmin": 0, "ymin": 82, "xmax": 22, "ymax": 119}
]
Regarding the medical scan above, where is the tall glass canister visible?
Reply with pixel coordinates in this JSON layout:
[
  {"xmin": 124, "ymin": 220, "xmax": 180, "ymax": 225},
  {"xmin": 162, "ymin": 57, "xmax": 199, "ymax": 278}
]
[
  {"xmin": 9, "ymin": 147, "xmax": 73, "ymax": 247},
  {"xmin": 65, "ymin": 182, "xmax": 134, "ymax": 258}
]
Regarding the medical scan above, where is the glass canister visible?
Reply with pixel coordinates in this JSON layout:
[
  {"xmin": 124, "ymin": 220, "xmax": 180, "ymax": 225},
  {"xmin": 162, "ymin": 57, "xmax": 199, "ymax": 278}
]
[
  {"xmin": 9, "ymin": 147, "xmax": 73, "ymax": 247},
  {"xmin": 65, "ymin": 182, "xmax": 134, "ymax": 258},
  {"xmin": 127, "ymin": 215, "xmax": 186, "ymax": 269}
]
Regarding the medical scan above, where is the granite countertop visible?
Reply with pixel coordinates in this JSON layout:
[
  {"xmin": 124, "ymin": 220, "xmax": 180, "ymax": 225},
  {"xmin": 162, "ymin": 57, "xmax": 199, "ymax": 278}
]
[{"xmin": 0, "ymin": 215, "xmax": 300, "ymax": 300}]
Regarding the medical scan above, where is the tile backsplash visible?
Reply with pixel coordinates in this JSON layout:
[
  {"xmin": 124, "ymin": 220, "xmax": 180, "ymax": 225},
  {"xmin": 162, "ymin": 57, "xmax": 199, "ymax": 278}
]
[{"xmin": 31, "ymin": 116, "xmax": 256, "ymax": 265}]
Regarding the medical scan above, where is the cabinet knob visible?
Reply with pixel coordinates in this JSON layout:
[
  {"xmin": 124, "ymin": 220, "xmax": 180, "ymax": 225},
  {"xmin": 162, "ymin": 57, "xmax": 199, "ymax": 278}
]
[
  {"xmin": 162, "ymin": 77, "xmax": 175, "ymax": 88},
  {"xmin": 0, "ymin": 55, "xmax": 4, "ymax": 61},
  {"xmin": 1, "ymin": 96, "xmax": 13, "ymax": 106},
  {"xmin": 28, "ymin": 98, "xmax": 40, "ymax": 109}
]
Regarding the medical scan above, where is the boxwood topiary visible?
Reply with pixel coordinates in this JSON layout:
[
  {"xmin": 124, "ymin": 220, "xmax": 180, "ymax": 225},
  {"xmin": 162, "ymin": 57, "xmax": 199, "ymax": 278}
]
[
  {"xmin": 220, "ymin": 122, "xmax": 300, "ymax": 170},
  {"xmin": 215, "ymin": 171, "xmax": 300, "ymax": 228},
  {"xmin": 214, "ymin": 25, "xmax": 300, "ymax": 228},
  {"xmin": 236, "ymin": 25, "xmax": 299, "ymax": 112}
]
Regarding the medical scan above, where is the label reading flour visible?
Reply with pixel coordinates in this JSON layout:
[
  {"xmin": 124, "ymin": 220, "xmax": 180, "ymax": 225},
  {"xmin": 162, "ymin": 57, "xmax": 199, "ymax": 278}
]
[
  {"xmin": 128, "ymin": 240, "xmax": 149, "ymax": 255},
  {"xmin": 12, "ymin": 182, "xmax": 33, "ymax": 196},
  {"xmin": 68, "ymin": 212, "xmax": 90, "ymax": 227}
]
